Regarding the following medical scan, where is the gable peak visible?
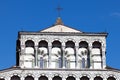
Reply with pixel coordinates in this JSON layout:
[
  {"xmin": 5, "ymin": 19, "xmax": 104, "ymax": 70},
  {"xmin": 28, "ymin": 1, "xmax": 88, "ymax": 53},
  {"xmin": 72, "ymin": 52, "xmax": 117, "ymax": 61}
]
[{"xmin": 55, "ymin": 17, "xmax": 64, "ymax": 25}]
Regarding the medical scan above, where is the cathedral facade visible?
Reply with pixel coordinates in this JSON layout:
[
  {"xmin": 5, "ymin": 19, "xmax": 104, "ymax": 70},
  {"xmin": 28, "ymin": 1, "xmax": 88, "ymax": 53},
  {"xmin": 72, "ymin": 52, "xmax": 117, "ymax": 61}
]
[{"xmin": 0, "ymin": 18, "xmax": 120, "ymax": 80}]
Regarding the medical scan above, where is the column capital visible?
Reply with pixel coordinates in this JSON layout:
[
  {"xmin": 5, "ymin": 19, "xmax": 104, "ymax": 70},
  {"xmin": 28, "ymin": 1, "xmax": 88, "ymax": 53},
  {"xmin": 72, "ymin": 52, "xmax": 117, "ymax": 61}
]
[
  {"xmin": 34, "ymin": 77, "xmax": 38, "ymax": 80},
  {"xmin": 76, "ymin": 77, "xmax": 79, "ymax": 80},
  {"xmin": 21, "ymin": 76, "xmax": 25, "ymax": 80},
  {"xmin": 62, "ymin": 42, "xmax": 65, "ymax": 47},
  {"xmin": 90, "ymin": 77, "xmax": 94, "ymax": 80},
  {"xmin": 62, "ymin": 77, "xmax": 66, "ymax": 80},
  {"xmin": 88, "ymin": 43, "xmax": 92, "ymax": 47},
  {"xmin": 48, "ymin": 42, "xmax": 52, "ymax": 47},
  {"xmin": 75, "ymin": 42, "xmax": 79, "ymax": 47},
  {"xmin": 5, "ymin": 77, "xmax": 10, "ymax": 80},
  {"xmin": 48, "ymin": 76, "xmax": 52, "ymax": 80}
]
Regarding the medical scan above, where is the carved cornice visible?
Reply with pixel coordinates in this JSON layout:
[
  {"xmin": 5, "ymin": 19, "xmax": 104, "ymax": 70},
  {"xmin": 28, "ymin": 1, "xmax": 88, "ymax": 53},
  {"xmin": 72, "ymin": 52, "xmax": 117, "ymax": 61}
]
[{"xmin": 19, "ymin": 32, "xmax": 108, "ymax": 37}]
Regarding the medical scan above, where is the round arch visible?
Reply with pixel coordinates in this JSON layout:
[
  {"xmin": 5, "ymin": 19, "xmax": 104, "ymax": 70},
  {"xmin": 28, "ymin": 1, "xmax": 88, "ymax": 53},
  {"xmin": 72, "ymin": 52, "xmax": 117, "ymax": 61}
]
[
  {"xmin": 94, "ymin": 76, "xmax": 103, "ymax": 80},
  {"xmin": 38, "ymin": 38, "xmax": 48, "ymax": 42},
  {"xmin": 79, "ymin": 41, "xmax": 88, "ymax": 48},
  {"xmin": 39, "ymin": 40, "xmax": 48, "ymax": 48},
  {"xmin": 52, "ymin": 38, "xmax": 63, "ymax": 43},
  {"xmin": 92, "ymin": 41, "xmax": 102, "ymax": 49},
  {"xmin": 39, "ymin": 76, "xmax": 48, "ymax": 80},
  {"xmin": 79, "ymin": 41, "xmax": 90, "ymax": 68},
  {"xmin": 66, "ymin": 76, "xmax": 75, "ymax": 80},
  {"xmin": 25, "ymin": 40, "xmax": 35, "ymax": 48},
  {"xmin": 53, "ymin": 76, "xmax": 62, "ymax": 80},
  {"xmin": 79, "ymin": 38, "xmax": 89, "ymax": 45},
  {"xmin": 65, "ymin": 38, "xmax": 75, "ymax": 43},
  {"xmin": 25, "ymin": 76, "xmax": 34, "ymax": 80},
  {"xmin": 65, "ymin": 41, "xmax": 76, "ymax": 68},
  {"xmin": 52, "ymin": 40, "xmax": 62, "ymax": 48},
  {"xmin": 38, "ymin": 74, "xmax": 49, "ymax": 78},
  {"xmin": 11, "ymin": 75, "xmax": 20, "ymax": 80},
  {"xmin": 80, "ymin": 76, "xmax": 89, "ymax": 80},
  {"xmin": 92, "ymin": 39, "xmax": 103, "ymax": 44},
  {"xmin": 107, "ymin": 76, "xmax": 116, "ymax": 80},
  {"xmin": 66, "ymin": 41, "xmax": 75, "ymax": 48}
]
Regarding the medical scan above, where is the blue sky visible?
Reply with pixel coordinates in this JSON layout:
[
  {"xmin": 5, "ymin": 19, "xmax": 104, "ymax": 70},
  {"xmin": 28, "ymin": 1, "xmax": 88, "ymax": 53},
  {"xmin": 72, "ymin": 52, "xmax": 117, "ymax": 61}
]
[{"xmin": 0, "ymin": 0, "xmax": 120, "ymax": 70}]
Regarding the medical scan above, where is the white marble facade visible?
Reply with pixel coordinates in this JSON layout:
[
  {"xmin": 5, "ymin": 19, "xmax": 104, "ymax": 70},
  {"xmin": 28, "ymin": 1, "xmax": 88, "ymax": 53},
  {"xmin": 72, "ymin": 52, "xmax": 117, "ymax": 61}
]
[
  {"xmin": 19, "ymin": 31, "xmax": 106, "ymax": 69},
  {"xmin": 0, "ymin": 18, "xmax": 120, "ymax": 80}
]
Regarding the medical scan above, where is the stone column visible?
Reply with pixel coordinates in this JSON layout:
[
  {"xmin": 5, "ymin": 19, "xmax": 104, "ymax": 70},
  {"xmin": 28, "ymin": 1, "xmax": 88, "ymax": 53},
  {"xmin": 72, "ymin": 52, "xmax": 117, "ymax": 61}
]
[
  {"xmin": 21, "ymin": 76, "xmax": 25, "ymax": 80},
  {"xmin": 20, "ymin": 40, "xmax": 25, "ymax": 67},
  {"xmin": 90, "ymin": 77, "xmax": 94, "ymax": 80},
  {"xmin": 102, "ymin": 47, "xmax": 106, "ymax": 69},
  {"xmin": 62, "ymin": 76, "xmax": 66, "ymax": 80},
  {"xmin": 6, "ymin": 77, "xmax": 10, "ymax": 80},
  {"xmin": 21, "ymin": 40, "xmax": 25, "ymax": 55},
  {"xmin": 76, "ymin": 77, "xmax": 79, "ymax": 80},
  {"xmin": 62, "ymin": 42, "xmax": 65, "ymax": 68},
  {"xmin": 21, "ymin": 45, "xmax": 25, "ymax": 55},
  {"xmin": 34, "ymin": 77, "xmax": 38, "ymax": 80},
  {"xmin": 35, "ymin": 45, "xmax": 38, "ymax": 68},
  {"xmin": 48, "ymin": 76, "xmax": 52, "ymax": 80},
  {"xmin": 89, "ymin": 43, "xmax": 93, "ymax": 69},
  {"xmin": 102, "ymin": 77, "xmax": 106, "ymax": 80},
  {"xmin": 48, "ymin": 42, "xmax": 52, "ymax": 68},
  {"xmin": 75, "ymin": 42, "xmax": 79, "ymax": 68}
]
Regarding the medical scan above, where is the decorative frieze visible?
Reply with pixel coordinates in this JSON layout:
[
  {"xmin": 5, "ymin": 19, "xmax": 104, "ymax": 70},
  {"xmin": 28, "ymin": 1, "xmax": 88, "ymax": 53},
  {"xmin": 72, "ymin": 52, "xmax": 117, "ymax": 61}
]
[{"xmin": 0, "ymin": 69, "xmax": 119, "ymax": 80}]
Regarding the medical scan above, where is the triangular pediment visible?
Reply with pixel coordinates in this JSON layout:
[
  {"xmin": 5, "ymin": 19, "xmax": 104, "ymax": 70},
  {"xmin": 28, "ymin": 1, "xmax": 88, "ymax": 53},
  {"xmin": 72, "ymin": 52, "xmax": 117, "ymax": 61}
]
[
  {"xmin": 41, "ymin": 25, "xmax": 82, "ymax": 33},
  {"xmin": 41, "ymin": 17, "xmax": 82, "ymax": 33}
]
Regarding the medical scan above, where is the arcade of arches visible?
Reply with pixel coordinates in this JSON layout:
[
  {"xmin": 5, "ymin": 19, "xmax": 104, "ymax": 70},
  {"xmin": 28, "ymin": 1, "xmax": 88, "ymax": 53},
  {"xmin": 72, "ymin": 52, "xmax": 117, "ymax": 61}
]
[
  {"xmin": 19, "ymin": 39, "xmax": 104, "ymax": 69},
  {"xmin": 0, "ymin": 75, "xmax": 116, "ymax": 80}
]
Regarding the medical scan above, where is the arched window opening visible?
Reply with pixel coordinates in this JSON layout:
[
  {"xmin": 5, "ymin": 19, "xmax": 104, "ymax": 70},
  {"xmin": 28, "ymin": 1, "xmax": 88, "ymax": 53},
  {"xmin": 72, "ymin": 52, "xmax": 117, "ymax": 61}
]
[
  {"xmin": 80, "ymin": 76, "xmax": 89, "ymax": 80},
  {"xmin": 51, "ymin": 48, "xmax": 61, "ymax": 68},
  {"xmin": 25, "ymin": 40, "xmax": 34, "ymax": 48},
  {"xmin": 38, "ymin": 40, "xmax": 48, "ymax": 68},
  {"xmin": 25, "ymin": 40, "xmax": 35, "ymax": 54},
  {"xmin": 92, "ymin": 41, "xmax": 101, "ymax": 49},
  {"xmin": 24, "ymin": 40, "xmax": 35, "ymax": 68},
  {"xmin": 92, "ymin": 41, "xmax": 102, "ymax": 69},
  {"xmin": 78, "ymin": 41, "xmax": 90, "ymax": 68},
  {"xmin": 39, "ymin": 40, "xmax": 48, "ymax": 48},
  {"xmin": 25, "ymin": 40, "xmax": 34, "ymax": 54},
  {"xmin": 51, "ymin": 41, "xmax": 62, "ymax": 68},
  {"xmin": 107, "ymin": 77, "xmax": 116, "ymax": 80},
  {"xmin": 66, "ymin": 76, "xmax": 75, "ymax": 80},
  {"xmin": 79, "ymin": 41, "xmax": 88, "ymax": 48},
  {"xmin": 53, "ymin": 76, "xmax": 62, "ymax": 80},
  {"xmin": 39, "ymin": 76, "xmax": 48, "ymax": 80},
  {"xmin": 94, "ymin": 76, "xmax": 103, "ymax": 80},
  {"xmin": 11, "ymin": 76, "xmax": 20, "ymax": 80},
  {"xmin": 52, "ymin": 41, "xmax": 61, "ymax": 48},
  {"xmin": 25, "ymin": 76, "xmax": 34, "ymax": 80},
  {"xmin": 65, "ymin": 41, "xmax": 75, "ymax": 68},
  {"xmin": 66, "ymin": 41, "xmax": 75, "ymax": 48}
]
